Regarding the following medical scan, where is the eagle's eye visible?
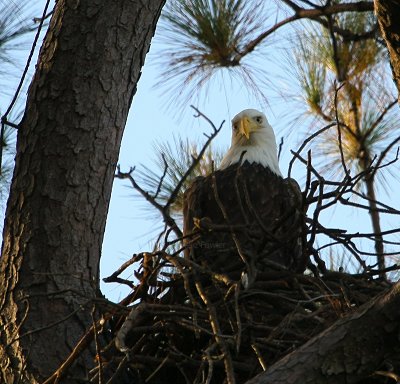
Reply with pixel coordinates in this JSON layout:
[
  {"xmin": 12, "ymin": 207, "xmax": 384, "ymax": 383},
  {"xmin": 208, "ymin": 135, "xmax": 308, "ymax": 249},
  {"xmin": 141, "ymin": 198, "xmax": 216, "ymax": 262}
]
[
  {"xmin": 255, "ymin": 116, "xmax": 263, "ymax": 124},
  {"xmin": 233, "ymin": 123, "xmax": 238, "ymax": 130}
]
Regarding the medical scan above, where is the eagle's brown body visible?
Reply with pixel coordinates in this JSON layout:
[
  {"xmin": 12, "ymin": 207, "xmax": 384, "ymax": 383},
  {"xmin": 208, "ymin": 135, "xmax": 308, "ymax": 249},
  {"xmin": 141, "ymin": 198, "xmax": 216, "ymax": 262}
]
[{"xmin": 183, "ymin": 161, "xmax": 306, "ymax": 281}]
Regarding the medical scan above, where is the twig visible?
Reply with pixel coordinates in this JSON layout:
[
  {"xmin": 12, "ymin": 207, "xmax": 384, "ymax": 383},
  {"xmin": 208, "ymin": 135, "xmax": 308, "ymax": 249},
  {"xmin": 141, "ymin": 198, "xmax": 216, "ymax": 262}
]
[
  {"xmin": 146, "ymin": 355, "xmax": 170, "ymax": 383},
  {"xmin": 0, "ymin": 0, "xmax": 52, "ymax": 173},
  {"xmin": 92, "ymin": 306, "xmax": 104, "ymax": 384},
  {"xmin": 115, "ymin": 166, "xmax": 183, "ymax": 238},
  {"xmin": 278, "ymin": 136, "xmax": 284, "ymax": 161},
  {"xmin": 154, "ymin": 153, "xmax": 169, "ymax": 199},
  {"xmin": 1, "ymin": 0, "xmax": 51, "ymax": 122},
  {"xmin": 372, "ymin": 136, "xmax": 400, "ymax": 179},
  {"xmin": 288, "ymin": 123, "xmax": 336, "ymax": 177},
  {"xmin": 333, "ymin": 82, "xmax": 350, "ymax": 177},
  {"xmin": 251, "ymin": 343, "xmax": 267, "ymax": 371},
  {"xmin": 165, "ymin": 106, "xmax": 224, "ymax": 209},
  {"xmin": 195, "ymin": 280, "xmax": 236, "ymax": 384},
  {"xmin": 103, "ymin": 254, "xmax": 142, "ymax": 286},
  {"xmin": 42, "ymin": 314, "xmax": 94, "ymax": 384}
]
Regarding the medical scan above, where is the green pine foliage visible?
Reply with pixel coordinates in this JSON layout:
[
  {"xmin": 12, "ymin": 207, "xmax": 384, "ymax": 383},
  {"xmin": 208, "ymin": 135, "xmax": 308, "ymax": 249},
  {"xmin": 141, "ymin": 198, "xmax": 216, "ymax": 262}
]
[{"xmin": 154, "ymin": 0, "xmax": 269, "ymax": 110}]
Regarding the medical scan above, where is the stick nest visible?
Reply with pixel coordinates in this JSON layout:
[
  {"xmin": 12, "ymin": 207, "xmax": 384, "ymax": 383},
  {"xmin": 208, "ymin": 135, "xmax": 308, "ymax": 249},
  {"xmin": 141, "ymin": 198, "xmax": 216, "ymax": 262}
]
[{"xmin": 96, "ymin": 253, "xmax": 392, "ymax": 384}]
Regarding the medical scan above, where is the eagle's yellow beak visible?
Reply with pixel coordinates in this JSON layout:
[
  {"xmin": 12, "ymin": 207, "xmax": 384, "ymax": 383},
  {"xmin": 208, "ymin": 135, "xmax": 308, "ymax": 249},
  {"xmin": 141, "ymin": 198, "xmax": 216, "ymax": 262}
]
[
  {"xmin": 238, "ymin": 116, "xmax": 259, "ymax": 140},
  {"xmin": 238, "ymin": 116, "xmax": 251, "ymax": 139}
]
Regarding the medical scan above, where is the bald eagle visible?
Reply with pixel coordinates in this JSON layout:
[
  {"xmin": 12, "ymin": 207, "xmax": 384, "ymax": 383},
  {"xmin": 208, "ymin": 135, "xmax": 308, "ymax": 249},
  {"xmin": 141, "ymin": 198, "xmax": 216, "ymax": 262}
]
[{"xmin": 183, "ymin": 109, "xmax": 306, "ymax": 283}]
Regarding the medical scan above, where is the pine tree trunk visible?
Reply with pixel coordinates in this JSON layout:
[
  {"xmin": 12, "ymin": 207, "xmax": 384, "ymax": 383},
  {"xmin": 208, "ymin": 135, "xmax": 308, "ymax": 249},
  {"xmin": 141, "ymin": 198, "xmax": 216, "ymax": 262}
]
[
  {"xmin": 0, "ymin": 0, "xmax": 164, "ymax": 383},
  {"xmin": 359, "ymin": 150, "xmax": 385, "ymax": 277},
  {"xmin": 364, "ymin": 175, "xmax": 385, "ymax": 277},
  {"xmin": 375, "ymin": 0, "xmax": 400, "ymax": 103}
]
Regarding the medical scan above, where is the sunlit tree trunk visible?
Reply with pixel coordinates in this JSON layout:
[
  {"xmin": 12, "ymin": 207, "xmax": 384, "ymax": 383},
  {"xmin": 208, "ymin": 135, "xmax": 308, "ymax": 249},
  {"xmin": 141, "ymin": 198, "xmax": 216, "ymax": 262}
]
[
  {"xmin": 375, "ymin": 0, "xmax": 400, "ymax": 103},
  {"xmin": 0, "ymin": 0, "xmax": 164, "ymax": 382},
  {"xmin": 348, "ymin": 84, "xmax": 385, "ymax": 277}
]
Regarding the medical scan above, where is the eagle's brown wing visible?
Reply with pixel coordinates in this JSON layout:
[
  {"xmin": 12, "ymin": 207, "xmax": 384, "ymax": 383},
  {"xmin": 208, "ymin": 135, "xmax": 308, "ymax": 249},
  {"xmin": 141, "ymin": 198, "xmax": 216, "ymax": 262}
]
[{"xmin": 183, "ymin": 162, "xmax": 306, "ymax": 281}]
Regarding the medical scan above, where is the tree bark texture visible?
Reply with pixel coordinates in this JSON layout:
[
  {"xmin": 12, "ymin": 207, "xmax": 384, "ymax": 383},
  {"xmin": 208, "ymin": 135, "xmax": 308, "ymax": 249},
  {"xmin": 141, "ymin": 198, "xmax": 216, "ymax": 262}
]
[
  {"xmin": 0, "ymin": 0, "xmax": 165, "ymax": 382},
  {"xmin": 375, "ymin": 0, "xmax": 400, "ymax": 103},
  {"xmin": 245, "ymin": 283, "xmax": 400, "ymax": 384}
]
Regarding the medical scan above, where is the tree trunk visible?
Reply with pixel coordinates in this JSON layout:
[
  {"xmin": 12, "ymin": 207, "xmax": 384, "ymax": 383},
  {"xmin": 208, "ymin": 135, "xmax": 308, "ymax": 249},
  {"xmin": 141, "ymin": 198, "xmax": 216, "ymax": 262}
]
[
  {"xmin": 364, "ymin": 174, "xmax": 385, "ymax": 277},
  {"xmin": 246, "ymin": 283, "xmax": 400, "ymax": 384},
  {"xmin": 360, "ymin": 151, "xmax": 385, "ymax": 277},
  {"xmin": 375, "ymin": 0, "xmax": 400, "ymax": 104},
  {"xmin": 0, "ymin": 0, "xmax": 165, "ymax": 383}
]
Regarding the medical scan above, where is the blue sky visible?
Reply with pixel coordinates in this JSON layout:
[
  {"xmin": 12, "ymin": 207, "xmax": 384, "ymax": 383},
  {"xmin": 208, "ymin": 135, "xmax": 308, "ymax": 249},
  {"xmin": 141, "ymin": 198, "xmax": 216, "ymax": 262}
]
[{"xmin": 3, "ymin": 1, "xmax": 400, "ymax": 302}]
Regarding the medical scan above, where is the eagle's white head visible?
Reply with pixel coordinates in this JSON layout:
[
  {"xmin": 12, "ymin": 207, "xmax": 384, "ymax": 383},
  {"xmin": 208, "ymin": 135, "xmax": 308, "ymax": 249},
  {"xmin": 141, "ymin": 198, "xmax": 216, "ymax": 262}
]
[{"xmin": 219, "ymin": 109, "xmax": 282, "ymax": 176}]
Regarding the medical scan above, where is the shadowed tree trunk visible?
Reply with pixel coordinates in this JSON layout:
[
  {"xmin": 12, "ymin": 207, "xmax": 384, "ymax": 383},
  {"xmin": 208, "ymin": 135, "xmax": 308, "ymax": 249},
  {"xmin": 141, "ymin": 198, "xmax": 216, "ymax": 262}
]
[
  {"xmin": 375, "ymin": 0, "xmax": 400, "ymax": 103},
  {"xmin": 0, "ymin": 0, "xmax": 165, "ymax": 383}
]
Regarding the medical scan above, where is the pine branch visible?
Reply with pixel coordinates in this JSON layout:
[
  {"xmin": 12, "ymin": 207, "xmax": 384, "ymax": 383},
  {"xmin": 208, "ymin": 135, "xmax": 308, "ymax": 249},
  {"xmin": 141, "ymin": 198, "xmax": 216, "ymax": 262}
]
[{"xmin": 233, "ymin": 1, "xmax": 374, "ymax": 61}]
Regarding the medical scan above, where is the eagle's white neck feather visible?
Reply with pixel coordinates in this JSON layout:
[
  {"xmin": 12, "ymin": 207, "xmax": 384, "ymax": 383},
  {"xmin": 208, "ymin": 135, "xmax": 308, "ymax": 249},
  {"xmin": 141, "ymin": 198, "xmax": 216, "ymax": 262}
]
[{"xmin": 219, "ymin": 119, "xmax": 282, "ymax": 177}]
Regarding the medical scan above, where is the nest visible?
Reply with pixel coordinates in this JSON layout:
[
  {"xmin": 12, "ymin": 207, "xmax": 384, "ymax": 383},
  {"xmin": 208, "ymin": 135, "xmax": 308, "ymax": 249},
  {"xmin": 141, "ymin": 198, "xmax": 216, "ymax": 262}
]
[{"xmin": 95, "ymin": 253, "xmax": 392, "ymax": 384}]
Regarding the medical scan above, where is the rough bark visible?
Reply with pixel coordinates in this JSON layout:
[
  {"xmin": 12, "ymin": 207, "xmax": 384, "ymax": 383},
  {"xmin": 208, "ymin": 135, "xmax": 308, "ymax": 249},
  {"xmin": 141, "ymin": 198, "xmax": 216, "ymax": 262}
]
[
  {"xmin": 245, "ymin": 283, "xmax": 400, "ymax": 384},
  {"xmin": 0, "ymin": 0, "xmax": 165, "ymax": 383},
  {"xmin": 375, "ymin": 0, "xmax": 400, "ymax": 103}
]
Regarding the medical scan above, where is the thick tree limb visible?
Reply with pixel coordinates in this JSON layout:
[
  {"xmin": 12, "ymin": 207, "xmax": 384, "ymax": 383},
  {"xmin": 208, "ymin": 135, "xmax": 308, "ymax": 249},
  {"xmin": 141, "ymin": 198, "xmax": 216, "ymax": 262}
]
[{"xmin": 246, "ymin": 283, "xmax": 400, "ymax": 384}]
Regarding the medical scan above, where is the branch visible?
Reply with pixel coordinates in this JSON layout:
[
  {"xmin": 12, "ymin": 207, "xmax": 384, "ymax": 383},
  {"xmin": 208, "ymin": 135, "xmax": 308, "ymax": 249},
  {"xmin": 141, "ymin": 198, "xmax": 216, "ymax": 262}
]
[
  {"xmin": 165, "ymin": 106, "xmax": 224, "ymax": 209},
  {"xmin": 365, "ymin": 99, "xmax": 397, "ymax": 138},
  {"xmin": 115, "ymin": 166, "xmax": 183, "ymax": 238},
  {"xmin": 154, "ymin": 153, "xmax": 168, "ymax": 199},
  {"xmin": 288, "ymin": 123, "xmax": 336, "ymax": 177},
  {"xmin": 1, "ymin": 0, "xmax": 52, "ymax": 123},
  {"xmin": 372, "ymin": 136, "xmax": 400, "ymax": 179},
  {"xmin": 333, "ymin": 83, "xmax": 350, "ymax": 176},
  {"xmin": 233, "ymin": 1, "xmax": 373, "ymax": 61},
  {"xmin": 195, "ymin": 280, "xmax": 236, "ymax": 384}
]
